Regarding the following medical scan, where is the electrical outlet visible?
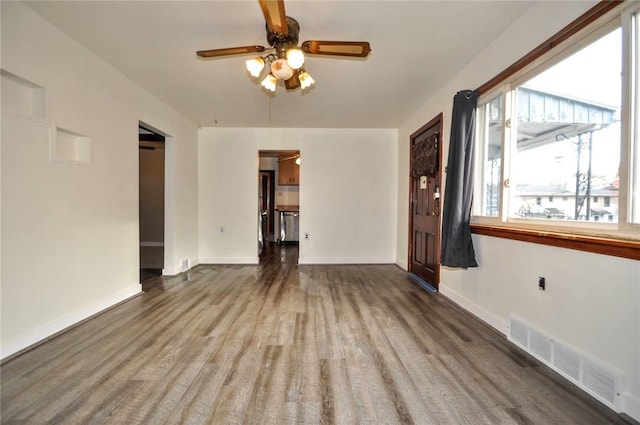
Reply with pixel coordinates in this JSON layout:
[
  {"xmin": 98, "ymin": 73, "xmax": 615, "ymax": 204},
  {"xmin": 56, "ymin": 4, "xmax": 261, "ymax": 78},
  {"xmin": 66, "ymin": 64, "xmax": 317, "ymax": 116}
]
[
  {"xmin": 218, "ymin": 225, "xmax": 225, "ymax": 234},
  {"xmin": 304, "ymin": 232, "xmax": 310, "ymax": 240},
  {"xmin": 538, "ymin": 276, "xmax": 546, "ymax": 291}
]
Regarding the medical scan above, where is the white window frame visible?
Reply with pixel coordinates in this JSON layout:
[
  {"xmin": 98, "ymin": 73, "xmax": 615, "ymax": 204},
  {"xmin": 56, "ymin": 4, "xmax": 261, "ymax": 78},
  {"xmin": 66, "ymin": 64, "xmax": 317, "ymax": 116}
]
[
  {"xmin": 472, "ymin": 4, "xmax": 640, "ymax": 241},
  {"xmin": 623, "ymin": 2, "xmax": 640, "ymax": 225}
]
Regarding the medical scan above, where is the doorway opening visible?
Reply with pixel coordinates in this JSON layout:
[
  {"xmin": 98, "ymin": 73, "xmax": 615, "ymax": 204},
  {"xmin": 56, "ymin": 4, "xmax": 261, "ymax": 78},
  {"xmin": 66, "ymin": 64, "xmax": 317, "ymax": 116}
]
[
  {"xmin": 258, "ymin": 150, "xmax": 300, "ymax": 262},
  {"xmin": 139, "ymin": 125, "xmax": 165, "ymax": 282},
  {"xmin": 408, "ymin": 114, "xmax": 443, "ymax": 291}
]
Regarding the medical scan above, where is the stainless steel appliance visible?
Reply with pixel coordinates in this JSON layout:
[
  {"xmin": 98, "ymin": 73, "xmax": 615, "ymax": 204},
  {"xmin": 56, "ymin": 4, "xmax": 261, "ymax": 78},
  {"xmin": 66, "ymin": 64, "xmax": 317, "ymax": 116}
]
[{"xmin": 279, "ymin": 211, "xmax": 299, "ymax": 243}]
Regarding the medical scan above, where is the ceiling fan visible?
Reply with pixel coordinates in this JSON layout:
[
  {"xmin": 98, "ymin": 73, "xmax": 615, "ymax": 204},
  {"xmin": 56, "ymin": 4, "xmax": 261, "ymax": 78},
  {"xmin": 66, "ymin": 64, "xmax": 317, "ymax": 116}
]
[{"xmin": 196, "ymin": 0, "xmax": 371, "ymax": 92}]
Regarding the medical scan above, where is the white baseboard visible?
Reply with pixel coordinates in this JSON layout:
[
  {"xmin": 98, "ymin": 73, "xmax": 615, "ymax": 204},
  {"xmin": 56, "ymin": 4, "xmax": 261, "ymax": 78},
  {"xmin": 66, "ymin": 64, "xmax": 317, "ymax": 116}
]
[
  {"xmin": 163, "ymin": 259, "xmax": 201, "ymax": 276},
  {"xmin": 438, "ymin": 284, "xmax": 508, "ymax": 335},
  {"xmin": 1, "ymin": 284, "xmax": 141, "ymax": 360},
  {"xmin": 396, "ymin": 259, "xmax": 408, "ymax": 270},
  {"xmin": 199, "ymin": 257, "xmax": 259, "ymax": 265},
  {"xmin": 298, "ymin": 257, "xmax": 395, "ymax": 265},
  {"xmin": 162, "ymin": 266, "xmax": 184, "ymax": 276},
  {"xmin": 163, "ymin": 265, "xmax": 180, "ymax": 275},
  {"xmin": 623, "ymin": 392, "xmax": 640, "ymax": 422}
]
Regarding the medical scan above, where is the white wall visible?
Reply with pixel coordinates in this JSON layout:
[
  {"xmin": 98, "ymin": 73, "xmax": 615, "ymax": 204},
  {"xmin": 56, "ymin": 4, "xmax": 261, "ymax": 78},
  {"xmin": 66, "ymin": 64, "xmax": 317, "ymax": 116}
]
[
  {"xmin": 1, "ymin": 2, "xmax": 199, "ymax": 358},
  {"xmin": 199, "ymin": 127, "xmax": 397, "ymax": 264},
  {"xmin": 396, "ymin": 0, "xmax": 639, "ymax": 419}
]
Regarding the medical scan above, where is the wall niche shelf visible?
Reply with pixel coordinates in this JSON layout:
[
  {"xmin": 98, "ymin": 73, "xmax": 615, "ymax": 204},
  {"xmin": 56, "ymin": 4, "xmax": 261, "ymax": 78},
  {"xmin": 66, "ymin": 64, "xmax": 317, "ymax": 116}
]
[
  {"xmin": 49, "ymin": 126, "xmax": 91, "ymax": 165},
  {"xmin": 1, "ymin": 69, "xmax": 46, "ymax": 121}
]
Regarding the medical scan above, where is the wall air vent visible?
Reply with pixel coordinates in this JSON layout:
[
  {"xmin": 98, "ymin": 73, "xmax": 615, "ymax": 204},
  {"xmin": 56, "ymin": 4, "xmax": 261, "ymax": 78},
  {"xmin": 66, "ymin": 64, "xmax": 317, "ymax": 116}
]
[
  {"xmin": 583, "ymin": 358, "xmax": 618, "ymax": 405},
  {"xmin": 508, "ymin": 316, "xmax": 528, "ymax": 347},
  {"xmin": 508, "ymin": 315, "xmax": 621, "ymax": 411},
  {"xmin": 529, "ymin": 327, "xmax": 552, "ymax": 363},
  {"xmin": 553, "ymin": 343, "xmax": 580, "ymax": 381}
]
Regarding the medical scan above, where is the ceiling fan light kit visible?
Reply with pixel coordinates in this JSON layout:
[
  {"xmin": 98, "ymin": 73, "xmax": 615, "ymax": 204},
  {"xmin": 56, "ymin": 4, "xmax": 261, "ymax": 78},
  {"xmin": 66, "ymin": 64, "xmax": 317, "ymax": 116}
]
[
  {"xmin": 286, "ymin": 47, "xmax": 305, "ymax": 69},
  {"xmin": 270, "ymin": 58, "xmax": 294, "ymax": 80},
  {"xmin": 298, "ymin": 69, "xmax": 315, "ymax": 89},
  {"xmin": 196, "ymin": 0, "xmax": 371, "ymax": 93},
  {"xmin": 260, "ymin": 73, "xmax": 278, "ymax": 92},
  {"xmin": 245, "ymin": 57, "xmax": 265, "ymax": 77}
]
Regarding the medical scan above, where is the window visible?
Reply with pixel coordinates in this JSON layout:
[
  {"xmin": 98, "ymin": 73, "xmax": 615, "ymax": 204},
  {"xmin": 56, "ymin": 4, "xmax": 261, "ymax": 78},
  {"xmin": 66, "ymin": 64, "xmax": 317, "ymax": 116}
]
[
  {"xmin": 511, "ymin": 29, "xmax": 621, "ymax": 223},
  {"xmin": 474, "ymin": 2, "xmax": 640, "ymax": 243},
  {"xmin": 476, "ymin": 94, "xmax": 503, "ymax": 217},
  {"xmin": 632, "ymin": 9, "xmax": 640, "ymax": 223}
]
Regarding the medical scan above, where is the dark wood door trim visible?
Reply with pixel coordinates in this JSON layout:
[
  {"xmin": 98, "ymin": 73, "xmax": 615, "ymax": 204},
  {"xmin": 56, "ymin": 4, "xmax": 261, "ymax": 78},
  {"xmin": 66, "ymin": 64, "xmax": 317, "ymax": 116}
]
[
  {"xmin": 408, "ymin": 113, "xmax": 444, "ymax": 289},
  {"xmin": 259, "ymin": 170, "xmax": 276, "ymax": 242}
]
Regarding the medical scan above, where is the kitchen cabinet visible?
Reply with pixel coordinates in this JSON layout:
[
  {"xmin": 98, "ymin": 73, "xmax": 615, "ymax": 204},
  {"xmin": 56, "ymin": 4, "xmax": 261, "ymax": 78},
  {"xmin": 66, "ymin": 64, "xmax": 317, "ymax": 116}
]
[{"xmin": 278, "ymin": 157, "xmax": 299, "ymax": 186}]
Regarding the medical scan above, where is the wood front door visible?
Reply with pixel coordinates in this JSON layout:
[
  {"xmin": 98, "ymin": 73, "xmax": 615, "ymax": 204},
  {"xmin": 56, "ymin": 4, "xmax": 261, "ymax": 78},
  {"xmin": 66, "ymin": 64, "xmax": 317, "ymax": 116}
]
[{"xmin": 409, "ymin": 114, "xmax": 443, "ymax": 289}]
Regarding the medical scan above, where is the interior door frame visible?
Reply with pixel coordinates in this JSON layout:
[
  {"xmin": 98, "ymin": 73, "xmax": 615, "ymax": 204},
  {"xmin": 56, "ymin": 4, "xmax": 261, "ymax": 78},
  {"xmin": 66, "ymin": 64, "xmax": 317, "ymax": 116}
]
[{"xmin": 408, "ymin": 113, "xmax": 444, "ymax": 288}]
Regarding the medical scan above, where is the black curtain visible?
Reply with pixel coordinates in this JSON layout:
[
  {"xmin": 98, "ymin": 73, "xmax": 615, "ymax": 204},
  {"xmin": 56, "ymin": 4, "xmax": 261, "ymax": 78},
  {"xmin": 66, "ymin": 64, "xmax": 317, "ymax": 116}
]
[{"xmin": 441, "ymin": 90, "xmax": 478, "ymax": 268}]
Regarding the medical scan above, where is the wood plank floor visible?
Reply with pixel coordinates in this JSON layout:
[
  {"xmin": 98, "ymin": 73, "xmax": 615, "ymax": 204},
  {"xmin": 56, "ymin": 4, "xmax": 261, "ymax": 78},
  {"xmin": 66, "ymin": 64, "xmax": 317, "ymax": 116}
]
[{"xmin": 1, "ymin": 244, "xmax": 634, "ymax": 424}]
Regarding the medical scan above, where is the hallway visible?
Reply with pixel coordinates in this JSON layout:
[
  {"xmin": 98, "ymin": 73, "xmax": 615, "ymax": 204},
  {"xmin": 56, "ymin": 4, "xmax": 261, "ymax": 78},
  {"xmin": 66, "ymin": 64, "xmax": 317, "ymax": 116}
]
[{"xmin": 1, "ymin": 248, "xmax": 631, "ymax": 424}]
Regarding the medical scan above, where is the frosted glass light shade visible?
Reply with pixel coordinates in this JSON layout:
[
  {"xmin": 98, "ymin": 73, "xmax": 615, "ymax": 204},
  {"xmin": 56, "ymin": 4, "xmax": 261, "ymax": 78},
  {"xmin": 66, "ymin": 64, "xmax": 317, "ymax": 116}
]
[
  {"xmin": 299, "ymin": 70, "xmax": 315, "ymax": 89},
  {"xmin": 286, "ymin": 48, "xmax": 305, "ymax": 70},
  {"xmin": 261, "ymin": 73, "xmax": 277, "ymax": 91},
  {"xmin": 245, "ymin": 57, "xmax": 265, "ymax": 77},
  {"xmin": 270, "ymin": 59, "xmax": 294, "ymax": 80}
]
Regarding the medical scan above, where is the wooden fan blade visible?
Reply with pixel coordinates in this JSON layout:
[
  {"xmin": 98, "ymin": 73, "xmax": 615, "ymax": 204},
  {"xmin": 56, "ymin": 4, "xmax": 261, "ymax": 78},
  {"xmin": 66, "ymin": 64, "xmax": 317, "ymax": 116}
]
[
  {"xmin": 301, "ymin": 41, "xmax": 371, "ymax": 58},
  {"xmin": 259, "ymin": 0, "xmax": 288, "ymax": 35},
  {"xmin": 285, "ymin": 71, "xmax": 300, "ymax": 90},
  {"xmin": 197, "ymin": 45, "xmax": 266, "ymax": 58}
]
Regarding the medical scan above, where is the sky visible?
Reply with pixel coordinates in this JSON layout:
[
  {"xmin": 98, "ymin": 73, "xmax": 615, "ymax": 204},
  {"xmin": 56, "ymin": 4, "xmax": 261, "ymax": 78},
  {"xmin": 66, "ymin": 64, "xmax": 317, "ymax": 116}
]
[{"xmin": 524, "ymin": 27, "xmax": 622, "ymax": 109}]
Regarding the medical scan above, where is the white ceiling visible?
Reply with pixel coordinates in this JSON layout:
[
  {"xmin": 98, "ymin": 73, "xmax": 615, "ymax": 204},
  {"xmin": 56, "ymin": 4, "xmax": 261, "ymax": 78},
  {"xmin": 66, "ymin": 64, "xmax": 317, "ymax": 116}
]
[{"xmin": 25, "ymin": 1, "xmax": 534, "ymax": 129}]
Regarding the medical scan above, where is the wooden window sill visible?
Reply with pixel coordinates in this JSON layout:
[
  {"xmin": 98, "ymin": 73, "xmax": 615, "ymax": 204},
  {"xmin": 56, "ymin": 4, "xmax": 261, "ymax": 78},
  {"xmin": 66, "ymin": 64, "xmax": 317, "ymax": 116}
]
[{"xmin": 470, "ymin": 224, "xmax": 640, "ymax": 261}]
